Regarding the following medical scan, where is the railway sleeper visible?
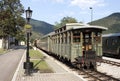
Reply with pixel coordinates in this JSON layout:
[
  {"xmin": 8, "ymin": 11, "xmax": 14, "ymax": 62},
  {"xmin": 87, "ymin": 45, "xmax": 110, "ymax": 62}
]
[{"xmin": 83, "ymin": 75, "xmax": 90, "ymax": 78}]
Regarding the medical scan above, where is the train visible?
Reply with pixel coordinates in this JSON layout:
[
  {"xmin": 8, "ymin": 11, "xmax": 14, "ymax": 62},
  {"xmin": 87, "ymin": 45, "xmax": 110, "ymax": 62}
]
[
  {"xmin": 102, "ymin": 33, "xmax": 120, "ymax": 59},
  {"xmin": 35, "ymin": 23, "xmax": 108, "ymax": 70}
]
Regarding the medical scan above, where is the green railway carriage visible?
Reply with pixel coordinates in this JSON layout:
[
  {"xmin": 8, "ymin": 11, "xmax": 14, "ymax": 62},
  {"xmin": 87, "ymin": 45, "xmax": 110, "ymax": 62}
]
[
  {"xmin": 102, "ymin": 33, "xmax": 120, "ymax": 58},
  {"xmin": 39, "ymin": 23, "xmax": 107, "ymax": 69}
]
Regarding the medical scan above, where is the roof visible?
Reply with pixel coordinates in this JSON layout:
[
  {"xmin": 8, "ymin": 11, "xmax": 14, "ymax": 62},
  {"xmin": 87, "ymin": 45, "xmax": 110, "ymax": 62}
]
[
  {"xmin": 66, "ymin": 23, "xmax": 87, "ymax": 26},
  {"xmin": 43, "ymin": 23, "xmax": 108, "ymax": 38},
  {"xmin": 71, "ymin": 24, "xmax": 108, "ymax": 31},
  {"xmin": 42, "ymin": 32, "xmax": 55, "ymax": 38},
  {"xmin": 102, "ymin": 33, "xmax": 120, "ymax": 37},
  {"xmin": 55, "ymin": 23, "xmax": 108, "ymax": 31}
]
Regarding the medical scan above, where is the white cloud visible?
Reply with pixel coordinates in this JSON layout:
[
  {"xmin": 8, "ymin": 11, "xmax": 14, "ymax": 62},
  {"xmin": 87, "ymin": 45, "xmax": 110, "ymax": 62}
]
[{"xmin": 70, "ymin": 0, "xmax": 106, "ymax": 9}]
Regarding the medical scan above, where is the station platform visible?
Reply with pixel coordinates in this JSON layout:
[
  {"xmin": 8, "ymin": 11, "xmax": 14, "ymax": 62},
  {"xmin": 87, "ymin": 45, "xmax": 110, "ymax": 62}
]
[
  {"xmin": 12, "ymin": 48, "xmax": 86, "ymax": 81},
  {"xmin": 15, "ymin": 73, "xmax": 83, "ymax": 81}
]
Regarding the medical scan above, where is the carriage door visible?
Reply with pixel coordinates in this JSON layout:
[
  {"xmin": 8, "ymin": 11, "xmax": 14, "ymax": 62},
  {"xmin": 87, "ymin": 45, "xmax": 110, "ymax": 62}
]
[
  {"xmin": 82, "ymin": 32, "xmax": 95, "ymax": 60},
  {"xmin": 83, "ymin": 32, "xmax": 92, "ymax": 52},
  {"xmin": 82, "ymin": 32, "xmax": 96, "ymax": 69}
]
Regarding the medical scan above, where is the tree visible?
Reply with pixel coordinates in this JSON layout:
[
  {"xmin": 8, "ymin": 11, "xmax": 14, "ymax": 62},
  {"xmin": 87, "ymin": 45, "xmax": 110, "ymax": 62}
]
[
  {"xmin": 55, "ymin": 16, "xmax": 78, "ymax": 29},
  {"xmin": 0, "ymin": 0, "xmax": 25, "ymax": 36},
  {"xmin": 0, "ymin": 0, "xmax": 25, "ymax": 49}
]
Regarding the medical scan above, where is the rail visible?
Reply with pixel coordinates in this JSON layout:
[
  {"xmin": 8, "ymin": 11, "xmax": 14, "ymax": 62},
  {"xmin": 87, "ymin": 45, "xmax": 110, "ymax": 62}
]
[
  {"xmin": 78, "ymin": 69, "xmax": 120, "ymax": 81},
  {"xmin": 98, "ymin": 59, "xmax": 120, "ymax": 67}
]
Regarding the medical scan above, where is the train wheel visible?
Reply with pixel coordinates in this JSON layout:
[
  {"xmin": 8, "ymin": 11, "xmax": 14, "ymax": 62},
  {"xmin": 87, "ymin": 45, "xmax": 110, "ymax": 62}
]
[
  {"xmin": 89, "ymin": 62, "xmax": 94, "ymax": 70},
  {"xmin": 83, "ymin": 63, "xmax": 87, "ymax": 69}
]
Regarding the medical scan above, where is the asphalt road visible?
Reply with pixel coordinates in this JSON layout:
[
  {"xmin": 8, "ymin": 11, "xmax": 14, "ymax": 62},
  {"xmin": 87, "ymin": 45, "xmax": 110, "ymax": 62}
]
[{"xmin": 0, "ymin": 46, "xmax": 25, "ymax": 81}]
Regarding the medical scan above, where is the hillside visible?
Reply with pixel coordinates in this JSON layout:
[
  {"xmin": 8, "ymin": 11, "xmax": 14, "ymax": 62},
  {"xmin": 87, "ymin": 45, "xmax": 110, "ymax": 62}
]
[
  {"xmin": 30, "ymin": 19, "xmax": 54, "ymax": 35},
  {"xmin": 29, "ymin": 12, "xmax": 120, "ymax": 38},
  {"xmin": 91, "ymin": 12, "xmax": 120, "ymax": 34}
]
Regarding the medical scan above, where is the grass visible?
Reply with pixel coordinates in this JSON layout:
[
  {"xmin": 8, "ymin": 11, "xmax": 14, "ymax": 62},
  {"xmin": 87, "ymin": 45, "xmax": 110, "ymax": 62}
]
[
  {"xmin": 29, "ymin": 49, "xmax": 44, "ymax": 59},
  {"xmin": 31, "ymin": 60, "xmax": 53, "ymax": 73},
  {"xmin": 0, "ymin": 49, "xmax": 7, "ymax": 54},
  {"xmin": 29, "ymin": 49, "xmax": 53, "ymax": 73}
]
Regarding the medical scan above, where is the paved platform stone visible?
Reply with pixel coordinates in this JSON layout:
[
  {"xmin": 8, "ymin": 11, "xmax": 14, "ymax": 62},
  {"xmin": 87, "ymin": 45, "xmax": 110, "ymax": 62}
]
[
  {"xmin": 12, "ymin": 48, "xmax": 85, "ymax": 81},
  {"xmin": 16, "ymin": 73, "xmax": 83, "ymax": 81}
]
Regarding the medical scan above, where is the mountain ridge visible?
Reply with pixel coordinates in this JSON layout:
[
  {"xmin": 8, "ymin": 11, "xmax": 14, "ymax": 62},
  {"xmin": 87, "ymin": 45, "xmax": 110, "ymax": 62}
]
[
  {"xmin": 30, "ymin": 18, "xmax": 54, "ymax": 35},
  {"xmin": 29, "ymin": 12, "xmax": 120, "ymax": 36},
  {"xmin": 91, "ymin": 12, "xmax": 120, "ymax": 34}
]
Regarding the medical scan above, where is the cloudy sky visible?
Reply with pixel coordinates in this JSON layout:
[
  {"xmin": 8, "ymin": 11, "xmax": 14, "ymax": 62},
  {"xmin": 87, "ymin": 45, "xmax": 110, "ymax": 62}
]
[{"xmin": 21, "ymin": 0, "xmax": 120, "ymax": 24}]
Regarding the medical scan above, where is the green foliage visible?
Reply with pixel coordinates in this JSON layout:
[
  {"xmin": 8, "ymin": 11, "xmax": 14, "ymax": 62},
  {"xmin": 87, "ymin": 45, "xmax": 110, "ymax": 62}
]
[
  {"xmin": 30, "ymin": 19, "xmax": 54, "ymax": 35},
  {"xmin": 15, "ymin": 30, "xmax": 25, "ymax": 41},
  {"xmin": 0, "ymin": 0, "xmax": 25, "ymax": 37},
  {"xmin": 54, "ymin": 16, "xmax": 78, "ymax": 29},
  {"xmin": 23, "ymin": 19, "xmax": 54, "ymax": 43},
  {"xmin": 91, "ymin": 13, "xmax": 120, "ymax": 34},
  {"xmin": 30, "ymin": 31, "xmax": 43, "ymax": 43}
]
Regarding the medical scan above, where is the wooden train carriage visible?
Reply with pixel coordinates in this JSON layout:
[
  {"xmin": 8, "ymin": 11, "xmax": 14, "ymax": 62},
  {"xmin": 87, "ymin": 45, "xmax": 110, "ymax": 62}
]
[
  {"xmin": 40, "ymin": 32, "xmax": 55, "ymax": 52},
  {"xmin": 45, "ymin": 23, "xmax": 107, "ymax": 69},
  {"xmin": 102, "ymin": 33, "xmax": 120, "ymax": 58}
]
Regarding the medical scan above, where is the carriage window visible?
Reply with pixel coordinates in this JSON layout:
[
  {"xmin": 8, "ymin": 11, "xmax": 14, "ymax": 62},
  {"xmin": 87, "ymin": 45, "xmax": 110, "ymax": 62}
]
[
  {"xmin": 112, "ymin": 39, "xmax": 117, "ymax": 45},
  {"xmin": 94, "ymin": 32, "xmax": 101, "ymax": 43},
  {"xmin": 106, "ymin": 39, "xmax": 108, "ymax": 46},
  {"xmin": 83, "ymin": 33, "xmax": 92, "ymax": 51},
  {"xmin": 73, "ymin": 31, "xmax": 80, "ymax": 43},
  {"xmin": 73, "ymin": 37, "xmax": 80, "ymax": 42}
]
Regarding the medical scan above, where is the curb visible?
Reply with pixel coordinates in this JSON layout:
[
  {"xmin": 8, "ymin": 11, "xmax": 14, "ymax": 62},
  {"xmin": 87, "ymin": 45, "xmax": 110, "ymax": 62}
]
[
  {"xmin": 38, "ymin": 49, "xmax": 87, "ymax": 81},
  {"xmin": 11, "ymin": 50, "xmax": 26, "ymax": 81}
]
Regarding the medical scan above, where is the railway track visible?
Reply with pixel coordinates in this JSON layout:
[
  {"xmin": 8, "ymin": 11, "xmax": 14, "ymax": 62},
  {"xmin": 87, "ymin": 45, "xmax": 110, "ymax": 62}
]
[
  {"xmin": 39, "ymin": 48, "xmax": 120, "ymax": 81},
  {"xmin": 59, "ymin": 59, "xmax": 120, "ymax": 81},
  {"xmin": 98, "ymin": 59, "xmax": 120, "ymax": 67},
  {"xmin": 62, "ymin": 60, "xmax": 120, "ymax": 81},
  {"xmin": 78, "ymin": 69, "xmax": 120, "ymax": 81}
]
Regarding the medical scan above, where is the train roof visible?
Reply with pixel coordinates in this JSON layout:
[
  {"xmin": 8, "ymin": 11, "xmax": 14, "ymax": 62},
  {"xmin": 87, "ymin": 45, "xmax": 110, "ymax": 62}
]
[
  {"xmin": 55, "ymin": 23, "xmax": 108, "ymax": 32},
  {"xmin": 43, "ymin": 23, "xmax": 108, "ymax": 38},
  {"xmin": 70, "ymin": 24, "xmax": 108, "ymax": 30},
  {"xmin": 102, "ymin": 33, "xmax": 120, "ymax": 37},
  {"xmin": 42, "ymin": 32, "xmax": 55, "ymax": 38}
]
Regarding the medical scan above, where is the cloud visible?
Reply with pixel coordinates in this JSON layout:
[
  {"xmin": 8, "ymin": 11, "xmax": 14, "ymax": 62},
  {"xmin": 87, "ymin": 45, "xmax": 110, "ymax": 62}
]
[{"xmin": 70, "ymin": 0, "xmax": 106, "ymax": 9}]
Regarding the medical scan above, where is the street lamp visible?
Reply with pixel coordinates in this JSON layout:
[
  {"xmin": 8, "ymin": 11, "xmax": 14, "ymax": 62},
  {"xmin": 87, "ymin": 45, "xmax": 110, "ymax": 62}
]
[
  {"xmin": 24, "ymin": 7, "xmax": 33, "ymax": 75},
  {"xmin": 89, "ymin": 7, "xmax": 93, "ymax": 24},
  {"xmin": 26, "ymin": 7, "xmax": 32, "ymax": 24}
]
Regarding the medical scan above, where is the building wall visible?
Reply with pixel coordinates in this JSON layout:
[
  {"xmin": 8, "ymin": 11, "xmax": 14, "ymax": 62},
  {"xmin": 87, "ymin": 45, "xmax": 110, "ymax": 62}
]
[
  {"xmin": 0, "ymin": 39, "xmax": 3, "ymax": 48},
  {"xmin": 0, "ymin": 36, "xmax": 15, "ymax": 49}
]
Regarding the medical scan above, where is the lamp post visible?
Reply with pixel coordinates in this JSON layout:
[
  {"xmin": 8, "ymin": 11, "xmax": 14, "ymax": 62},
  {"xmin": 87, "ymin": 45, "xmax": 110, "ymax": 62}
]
[
  {"xmin": 89, "ymin": 7, "xmax": 93, "ymax": 24},
  {"xmin": 24, "ymin": 7, "xmax": 33, "ymax": 75}
]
